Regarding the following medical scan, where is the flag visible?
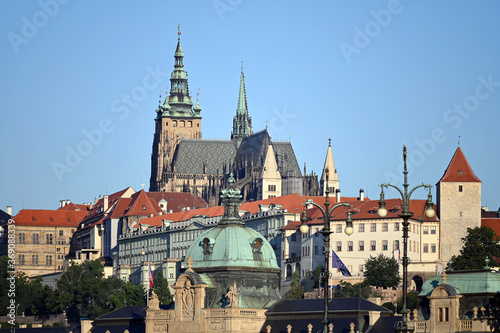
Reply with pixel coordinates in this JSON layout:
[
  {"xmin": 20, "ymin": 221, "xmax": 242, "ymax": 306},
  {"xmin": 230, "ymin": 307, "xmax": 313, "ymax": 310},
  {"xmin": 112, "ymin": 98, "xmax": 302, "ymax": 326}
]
[
  {"xmin": 148, "ymin": 262, "xmax": 154, "ymax": 288},
  {"xmin": 332, "ymin": 250, "xmax": 352, "ymax": 277}
]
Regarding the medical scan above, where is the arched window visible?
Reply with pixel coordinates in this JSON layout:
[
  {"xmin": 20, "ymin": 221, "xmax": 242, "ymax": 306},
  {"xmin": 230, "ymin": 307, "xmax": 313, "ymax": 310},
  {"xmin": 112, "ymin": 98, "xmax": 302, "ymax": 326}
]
[{"xmin": 286, "ymin": 264, "xmax": 292, "ymax": 279}]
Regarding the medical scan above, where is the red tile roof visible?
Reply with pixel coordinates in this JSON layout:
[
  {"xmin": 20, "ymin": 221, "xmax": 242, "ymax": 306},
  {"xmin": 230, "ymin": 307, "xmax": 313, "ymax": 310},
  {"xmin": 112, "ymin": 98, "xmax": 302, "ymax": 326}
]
[
  {"xmin": 438, "ymin": 147, "xmax": 481, "ymax": 183},
  {"xmin": 13, "ymin": 209, "xmax": 87, "ymax": 227},
  {"xmin": 482, "ymin": 218, "xmax": 500, "ymax": 239},
  {"xmin": 57, "ymin": 202, "xmax": 90, "ymax": 212},
  {"xmin": 124, "ymin": 190, "xmax": 162, "ymax": 217},
  {"xmin": 146, "ymin": 192, "xmax": 208, "ymax": 212},
  {"xmin": 132, "ymin": 206, "xmax": 224, "ymax": 229}
]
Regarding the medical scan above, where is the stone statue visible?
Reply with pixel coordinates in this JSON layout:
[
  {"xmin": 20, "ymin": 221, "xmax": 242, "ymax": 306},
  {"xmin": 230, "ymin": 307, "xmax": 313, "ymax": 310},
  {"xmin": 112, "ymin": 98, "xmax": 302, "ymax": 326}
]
[
  {"xmin": 149, "ymin": 290, "xmax": 160, "ymax": 310},
  {"xmin": 182, "ymin": 279, "xmax": 195, "ymax": 315},
  {"xmin": 225, "ymin": 281, "xmax": 239, "ymax": 308}
]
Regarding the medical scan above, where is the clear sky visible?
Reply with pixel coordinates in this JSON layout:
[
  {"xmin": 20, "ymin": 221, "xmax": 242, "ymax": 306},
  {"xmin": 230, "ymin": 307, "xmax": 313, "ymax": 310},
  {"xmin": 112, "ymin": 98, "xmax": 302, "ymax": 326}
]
[{"xmin": 1, "ymin": 1, "xmax": 499, "ymax": 215}]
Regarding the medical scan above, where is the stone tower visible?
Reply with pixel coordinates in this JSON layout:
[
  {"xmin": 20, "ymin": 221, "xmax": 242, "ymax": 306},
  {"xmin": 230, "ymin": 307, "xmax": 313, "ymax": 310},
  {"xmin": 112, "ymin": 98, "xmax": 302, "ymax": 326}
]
[
  {"xmin": 320, "ymin": 139, "xmax": 339, "ymax": 197},
  {"xmin": 437, "ymin": 145, "xmax": 481, "ymax": 265},
  {"xmin": 259, "ymin": 144, "xmax": 282, "ymax": 199},
  {"xmin": 231, "ymin": 66, "xmax": 252, "ymax": 148},
  {"xmin": 150, "ymin": 27, "xmax": 202, "ymax": 192}
]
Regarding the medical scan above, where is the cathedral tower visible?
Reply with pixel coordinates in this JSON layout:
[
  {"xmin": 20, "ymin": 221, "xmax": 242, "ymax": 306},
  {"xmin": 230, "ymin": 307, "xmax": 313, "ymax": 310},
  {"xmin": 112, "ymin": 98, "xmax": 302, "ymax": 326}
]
[
  {"xmin": 231, "ymin": 66, "xmax": 252, "ymax": 148},
  {"xmin": 150, "ymin": 26, "xmax": 202, "ymax": 192},
  {"xmin": 320, "ymin": 139, "xmax": 339, "ymax": 197},
  {"xmin": 437, "ymin": 144, "xmax": 481, "ymax": 265}
]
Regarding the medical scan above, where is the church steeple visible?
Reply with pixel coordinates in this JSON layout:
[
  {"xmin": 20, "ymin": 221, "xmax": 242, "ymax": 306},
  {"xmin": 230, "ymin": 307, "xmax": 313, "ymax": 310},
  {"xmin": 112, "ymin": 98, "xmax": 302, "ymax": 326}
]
[
  {"xmin": 231, "ymin": 64, "xmax": 252, "ymax": 148},
  {"xmin": 166, "ymin": 24, "xmax": 196, "ymax": 117},
  {"xmin": 320, "ymin": 138, "xmax": 339, "ymax": 197}
]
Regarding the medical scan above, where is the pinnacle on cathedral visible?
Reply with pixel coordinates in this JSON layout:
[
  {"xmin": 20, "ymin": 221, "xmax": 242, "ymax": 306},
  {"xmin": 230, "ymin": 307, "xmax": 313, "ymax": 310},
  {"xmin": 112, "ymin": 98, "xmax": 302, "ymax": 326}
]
[{"xmin": 231, "ymin": 64, "xmax": 252, "ymax": 148}]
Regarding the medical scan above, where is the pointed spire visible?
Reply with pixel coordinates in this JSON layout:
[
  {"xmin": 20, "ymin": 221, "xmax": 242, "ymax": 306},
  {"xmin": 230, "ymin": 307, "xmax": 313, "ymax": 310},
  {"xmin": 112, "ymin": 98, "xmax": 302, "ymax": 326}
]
[
  {"xmin": 174, "ymin": 23, "xmax": 184, "ymax": 62},
  {"xmin": 232, "ymin": 65, "xmax": 252, "ymax": 148},
  {"xmin": 320, "ymin": 138, "xmax": 339, "ymax": 196},
  {"xmin": 237, "ymin": 64, "xmax": 248, "ymax": 116},
  {"xmin": 194, "ymin": 89, "xmax": 202, "ymax": 113},
  {"xmin": 438, "ymin": 146, "xmax": 481, "ymax": 183}
]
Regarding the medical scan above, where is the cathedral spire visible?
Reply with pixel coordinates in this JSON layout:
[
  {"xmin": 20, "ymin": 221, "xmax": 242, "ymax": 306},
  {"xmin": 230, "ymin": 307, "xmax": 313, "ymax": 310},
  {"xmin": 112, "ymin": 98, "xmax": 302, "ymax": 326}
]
[
  {"xmin": 231, "ymin": 65, "xmax": 252, "ymax": 148},
  {"xmin": 166, "ymin": 24, "xmax": 195, "ymax": 116}
]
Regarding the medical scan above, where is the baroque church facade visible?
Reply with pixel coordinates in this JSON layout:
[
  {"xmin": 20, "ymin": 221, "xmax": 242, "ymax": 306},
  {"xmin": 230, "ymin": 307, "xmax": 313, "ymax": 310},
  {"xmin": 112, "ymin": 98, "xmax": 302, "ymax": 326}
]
[{"xmin": 149, "ymin": 29, "xmax": 318, "ymax": 205}]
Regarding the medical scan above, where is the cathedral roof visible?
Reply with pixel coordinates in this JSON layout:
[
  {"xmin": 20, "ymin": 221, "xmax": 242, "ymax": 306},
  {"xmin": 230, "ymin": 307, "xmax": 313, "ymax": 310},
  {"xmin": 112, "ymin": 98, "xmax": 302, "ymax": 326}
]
[
  {"xmin": 438, "ymin": 147, "xmax": 481, "ymax": 183},
  {"xmin": 173, "ymin": 139, "xmax": 236, "ymax": 174}
]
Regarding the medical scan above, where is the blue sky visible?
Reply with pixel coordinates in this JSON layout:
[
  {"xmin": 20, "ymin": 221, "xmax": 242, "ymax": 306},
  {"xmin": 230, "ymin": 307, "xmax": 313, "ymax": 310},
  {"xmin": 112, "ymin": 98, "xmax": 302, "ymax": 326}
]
[{"xmin": 1, "ymin": 1, "xmax": 499, "ymax": 214}]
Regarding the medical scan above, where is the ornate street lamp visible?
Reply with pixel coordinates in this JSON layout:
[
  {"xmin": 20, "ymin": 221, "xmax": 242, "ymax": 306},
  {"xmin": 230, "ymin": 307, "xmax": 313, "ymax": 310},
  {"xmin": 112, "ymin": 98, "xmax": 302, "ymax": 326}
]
[
  {"xmin": 300, "ymin": 168, "xmax": 353, "ymax": 333},
  {"xmin": 377, "ymin": 145, "xmax": 435, "ymax": 333}
]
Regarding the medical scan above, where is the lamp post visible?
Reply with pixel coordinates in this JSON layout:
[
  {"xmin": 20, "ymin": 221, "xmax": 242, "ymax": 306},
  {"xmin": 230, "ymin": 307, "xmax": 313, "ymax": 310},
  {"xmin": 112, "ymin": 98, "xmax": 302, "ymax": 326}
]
[
  {"xmin": 300, "ymin": 169, "xmax": 353, "ymax": 333},
  {"xmin": 377, "ymin": 145, "xmax": 435, "ymax": 333}
]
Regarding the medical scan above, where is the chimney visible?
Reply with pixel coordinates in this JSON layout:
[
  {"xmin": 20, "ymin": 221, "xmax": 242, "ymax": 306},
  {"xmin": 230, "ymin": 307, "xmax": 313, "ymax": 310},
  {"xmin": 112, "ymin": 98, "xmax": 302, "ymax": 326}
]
[
  {"xmin": 103, "ymin": 195, "xmax": 109, "ymax": 212},
  {"xmin": 336, "ymin": 189, "xmax": 341, "ymax": 203},
  {"xmin": 59, "ymin": 200, "xmax": 63, "ymax": 208},
  {"xmin": 6, "ymin": 206, "xmax": 12, "ymax": 216},
  {"xmin": 359, "ymin": 189, "xmax": 365, "ymax": 201},
  {"xmin": 66, "ymin": 199, "xmax": 70, "ymax": 206}
]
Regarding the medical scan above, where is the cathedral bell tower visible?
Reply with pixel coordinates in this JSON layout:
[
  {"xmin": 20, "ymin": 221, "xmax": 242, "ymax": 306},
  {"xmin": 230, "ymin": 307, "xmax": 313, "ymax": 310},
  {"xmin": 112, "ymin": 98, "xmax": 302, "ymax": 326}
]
[{"xmin": 150, "ymin": 25, "xmax": 202, "ymax": 192}]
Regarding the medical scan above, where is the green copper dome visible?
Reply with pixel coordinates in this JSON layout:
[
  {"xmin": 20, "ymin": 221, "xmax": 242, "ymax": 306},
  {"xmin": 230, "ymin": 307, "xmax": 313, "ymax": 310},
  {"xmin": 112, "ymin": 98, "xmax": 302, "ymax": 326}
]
[
  {"xmin": 420, "ymin": 270, "xmax": 500, "ymax": 296},
  {"xmin": 185, "ymin": 174, "xmax": 279, "ymax": 272}
]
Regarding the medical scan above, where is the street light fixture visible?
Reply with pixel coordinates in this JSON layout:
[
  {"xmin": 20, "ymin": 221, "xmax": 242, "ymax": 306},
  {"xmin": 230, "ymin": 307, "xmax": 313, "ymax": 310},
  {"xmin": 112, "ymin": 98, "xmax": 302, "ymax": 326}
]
[
  {"xmin": 300, "ymin": 168, "xmax": 353, "ymax": 333},
  {"xmin": 377, "ymin": 145, "xmax": 435, "ymax": 333}
]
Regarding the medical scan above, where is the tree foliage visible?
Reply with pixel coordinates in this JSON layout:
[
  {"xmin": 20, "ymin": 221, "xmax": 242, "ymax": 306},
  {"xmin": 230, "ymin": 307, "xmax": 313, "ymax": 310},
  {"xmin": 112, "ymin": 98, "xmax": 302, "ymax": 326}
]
[
  {"xmin": 154, "ymin": 271, "xmax": 173, "ymax": 305},
  {"xmin": 333, "ymin": 280, "xmax": 373, "ymax": 299},
  {"xmin": 0, "ymin": 257, "xmax": 145, "ymax": 321},
  {"xmin": 364, "ymin": 253, "xmax": 399, "ymax": 288},
  {"xmin": 287, "ymin": 271, "xmax": 304, "ymax": 299},
  {"xmin": 448, "ymin": 226, "xmax": 500, "ymax": 271}
]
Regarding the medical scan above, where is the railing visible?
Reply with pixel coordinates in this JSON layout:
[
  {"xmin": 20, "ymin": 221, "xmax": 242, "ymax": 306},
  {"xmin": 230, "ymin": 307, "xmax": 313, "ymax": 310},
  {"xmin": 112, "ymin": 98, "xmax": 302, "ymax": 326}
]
[{"xmin": 460, "ymin": 319, "xmax": 472, "ymax": 331}]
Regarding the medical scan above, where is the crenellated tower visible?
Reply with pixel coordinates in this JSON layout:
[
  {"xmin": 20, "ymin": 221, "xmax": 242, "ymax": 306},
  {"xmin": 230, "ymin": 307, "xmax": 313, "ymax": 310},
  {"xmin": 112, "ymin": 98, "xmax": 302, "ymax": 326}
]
[
  {"xmin": 150, "ymin": 25, "xmax": 202, "ymax": 192},
  {"xmin": 231, "ymin": 66, "xmax": 252, "ymax": 148}
]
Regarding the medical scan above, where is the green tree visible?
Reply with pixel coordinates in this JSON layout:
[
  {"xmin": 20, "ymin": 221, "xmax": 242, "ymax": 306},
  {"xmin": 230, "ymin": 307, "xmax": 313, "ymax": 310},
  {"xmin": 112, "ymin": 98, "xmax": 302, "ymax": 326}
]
[
  {"xmin": 154, "ymin": 271, "xmax": 173, "ymax": 305},
  {"xmin": 448, "ymin": 226, "xmax": 500, "ymax": 271},
  {"xmin": 396, "ymin": 291, "xmax": 419, "ymax": 313},
  {"xmin": 333, "ymin": 280, "xmax": 372, "ymax": 299},
  {"xmin": 287, "ymin": 271, "xmax": 304, "ymax": 299},
  {"xmin": 364, "ymin": 253, "xmax": 399, "ymax": 288}
]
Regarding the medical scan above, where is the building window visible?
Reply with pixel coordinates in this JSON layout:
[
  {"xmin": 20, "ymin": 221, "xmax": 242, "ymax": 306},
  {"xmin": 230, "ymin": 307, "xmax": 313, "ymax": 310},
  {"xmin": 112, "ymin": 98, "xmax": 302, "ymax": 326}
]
[
  {"xmin": 409, "ymin": 241, "xmax": 412, "ymax": 251},
  {"xmin": 431, "ymin": 226, "xmax": 436, "ymax": 234},
  {"xmin": 59, "ymin": 230, "xmax": 64, "ymax": 236},
  {"xmin": 56, "ymin": 248, "xmax": 60, "ymax": 252},
  {"xmin": 359, "ymin": 241, "xmax": 364, "ymax": 251},
  {"xmin": 169, "ymin": 268, "xmax": 174, "ymax": 279},
  {"xmin": 348, "ymin": 241, "xmax": 353, "ymax": 252},
  {"xmin": 315, "ymin": 246, "xmax": 319, "ymax": 255},
  {"xmin": 394, "ymin": 223, "xmax": 400, "ymax": 231},
  {"xmin": 431, "ymin": 244, "xmax": 437, "ymax": 253},
  {"xmin": 459, "ymin": 212, "xmax": 463, "ymax": 217},
  {"xmin": 32, "ymin": 234, "xmax": 39, "ymax": 244},
  {"xmin": 291, "ymin": 233, "xmax": 297, "ymax": 242},
  {"xmin": 394, "ymin": 240, "xmax": 400, "ymax": 251},
  {"xmin": 423, "ymin": 243, "xmax": 429, "ymax": 253},
  {"xmin": 371, "ymin": 223, "xmax": 376, "ymax": 232},
  {"xmin": 32, "ymin": 255, "xmax": 38, "ymax": 266},
  {"xmin": 370, "ymin": 241, "xmax": 376, "ymax": 251},
  {"xmin": 336, "ymin": 241, "xmax": 342, "ymax": 252},
  {"xmin": 438, "ymin": 307, "xmax": 449, "ymax": 322},
  {"xmin": 19, "ymin": 254, "xmax": 25, "ymax": 265},
  {"xmin": 336, "ymin": 224, "xmax": 342, "ymax": 233},
  {"xmin": 423, "ymin": 226, "xmax": 429, "ymax": 234},
  {"xmin": 46, "ymin": 234, "xmax": 53, "ymax": 244},
  {"xmin": 46, "ymin": 255, "xmax": 52, "ymax": 266},
  {"xmin": 358, "ymin": 224, "xmax": 365, "ymax": 232},
  {"xmin": 382, "ymin": 223, "xmax": 388, "ymax": 232},
  {"xmin": 382, "ymin": 240, "xmax": 388, "ymax": 251},
  {"xmin": 359, "ymin": 264, "xmax": 364, "ymax": 273},
  {"xmin": 458, "ymin": 185, "xmax": 463, "ymax": 192},
  {"xmin": 19, "ymin": 233, "xmax": 25, "ymax": 244}
]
